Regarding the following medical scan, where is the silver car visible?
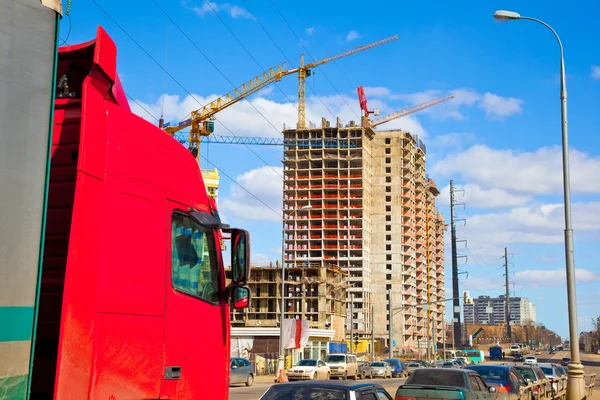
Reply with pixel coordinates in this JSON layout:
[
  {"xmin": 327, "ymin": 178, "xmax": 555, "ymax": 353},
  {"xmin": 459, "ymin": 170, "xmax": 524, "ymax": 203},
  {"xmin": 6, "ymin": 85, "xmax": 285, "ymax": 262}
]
[
  {"xmin": 405, "ymin": 362, "xmax": 423, "ymax": 376},
  {"xmin": 368, "ymin": 361, "xmax": 393, "ymax": 379},
  {"xmin": 230, "ymin": 357, "xmax": 254, "ymax": 386}
]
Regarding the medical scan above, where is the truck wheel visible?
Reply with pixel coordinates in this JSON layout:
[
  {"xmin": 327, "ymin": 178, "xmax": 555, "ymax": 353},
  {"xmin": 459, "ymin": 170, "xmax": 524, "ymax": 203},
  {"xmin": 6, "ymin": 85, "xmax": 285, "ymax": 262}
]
[
  {"xmin": 245, "ymin": 374, "xmax": 254, "ymax": 387},
  {"xmin": 327, "ymin": 372, "xmax": 331, "ymax": 380},
  {"xmin": 342, "ymin": 372, "xmax": 347, "ymax": 380}
]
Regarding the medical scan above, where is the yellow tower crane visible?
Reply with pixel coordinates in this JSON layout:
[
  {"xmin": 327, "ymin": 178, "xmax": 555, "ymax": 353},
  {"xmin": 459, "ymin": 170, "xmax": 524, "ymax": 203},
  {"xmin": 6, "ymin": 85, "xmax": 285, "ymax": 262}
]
[{"xmin": 162, "ymin": 35, "xmax": 398, "ymax": 161}]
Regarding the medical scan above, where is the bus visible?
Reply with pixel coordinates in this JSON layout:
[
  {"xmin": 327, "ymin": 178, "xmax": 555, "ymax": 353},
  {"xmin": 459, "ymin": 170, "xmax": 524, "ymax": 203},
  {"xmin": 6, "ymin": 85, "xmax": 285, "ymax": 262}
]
[{"xmin": 458, "ymin": 350, "xmax": 485, "ymax": 364}]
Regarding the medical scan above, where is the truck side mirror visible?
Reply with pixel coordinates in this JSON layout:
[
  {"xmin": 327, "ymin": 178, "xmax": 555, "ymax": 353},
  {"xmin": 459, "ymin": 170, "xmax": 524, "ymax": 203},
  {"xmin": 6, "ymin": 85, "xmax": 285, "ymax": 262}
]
[
  {"xmin": 231, "ymin": 229, "xmax": 251, "ymax": 284},
  {"xmin": 231, "ymin": 286, "xmax": 251, "ymax": 309}
]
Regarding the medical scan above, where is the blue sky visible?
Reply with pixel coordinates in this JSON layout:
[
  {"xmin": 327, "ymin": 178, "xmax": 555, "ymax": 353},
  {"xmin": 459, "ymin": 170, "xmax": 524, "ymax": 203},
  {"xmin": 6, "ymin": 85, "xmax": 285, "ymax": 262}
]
[{"xmin": 61, "ymin": 0, "xmax": 600, "ymax": 337}]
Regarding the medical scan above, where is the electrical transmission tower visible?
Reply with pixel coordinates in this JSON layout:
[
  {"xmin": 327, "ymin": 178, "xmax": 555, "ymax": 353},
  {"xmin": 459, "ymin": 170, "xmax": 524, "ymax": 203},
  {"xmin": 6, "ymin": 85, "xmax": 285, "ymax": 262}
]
[{"xmin": 450, "ymin": 180, "xmax": 467, "ymax": 349}]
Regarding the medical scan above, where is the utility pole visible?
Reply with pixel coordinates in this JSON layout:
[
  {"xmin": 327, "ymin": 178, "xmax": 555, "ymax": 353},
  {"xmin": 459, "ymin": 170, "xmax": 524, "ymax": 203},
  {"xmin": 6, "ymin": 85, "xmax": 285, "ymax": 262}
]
[
  {"xmin": 442, "ymin": 310, "xmax": 447, "ymax": 362},
  {"xmin": 371, "ymin": 305, "xmax": 375, "ymax": 361},
  {"xmin": 349, "ymin": 293, "xmax": 354, "ymax": 354},
  {"xmin": 388, "ymin": 289, "xmax": 393, "ymax": 359},
  {"xmin": 450, "ymin": 180, "xmax": 462, "ymax": 349},
  {"xmin": 504, "ymin": 247, "xmax": 511, "ymax": 343}
]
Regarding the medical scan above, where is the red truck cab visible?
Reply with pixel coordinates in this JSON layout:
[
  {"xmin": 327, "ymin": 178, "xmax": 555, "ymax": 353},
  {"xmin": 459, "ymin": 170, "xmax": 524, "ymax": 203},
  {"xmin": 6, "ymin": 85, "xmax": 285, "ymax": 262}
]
[{"xmin": 29, "ymin": 27, "xmax": 251, "ymax": 399}]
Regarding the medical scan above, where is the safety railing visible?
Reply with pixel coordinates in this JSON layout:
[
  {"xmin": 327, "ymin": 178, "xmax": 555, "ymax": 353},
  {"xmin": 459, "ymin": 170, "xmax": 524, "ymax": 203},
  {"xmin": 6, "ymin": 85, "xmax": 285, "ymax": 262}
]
[
  {"xmin": 517, "ymin": 376, "xmax": 567, "ymax": 400},
  {"xmin": 585, "ymin": 373, "xmax": 596, "ymax": 399}
]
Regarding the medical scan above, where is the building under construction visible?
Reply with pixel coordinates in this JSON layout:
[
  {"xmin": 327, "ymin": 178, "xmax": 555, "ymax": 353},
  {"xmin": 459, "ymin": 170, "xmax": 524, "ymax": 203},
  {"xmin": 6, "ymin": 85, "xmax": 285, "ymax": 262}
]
[{"xmin": 281, "ymin": 118, "xmax": 446, "ymax": 354}]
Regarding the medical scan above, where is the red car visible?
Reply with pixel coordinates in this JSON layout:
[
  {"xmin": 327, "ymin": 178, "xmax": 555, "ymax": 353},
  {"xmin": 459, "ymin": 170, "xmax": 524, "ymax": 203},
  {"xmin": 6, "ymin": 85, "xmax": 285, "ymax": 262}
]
[{"xmin": 560, "ymin": 358, "xmax": 571, "ymax": 366}]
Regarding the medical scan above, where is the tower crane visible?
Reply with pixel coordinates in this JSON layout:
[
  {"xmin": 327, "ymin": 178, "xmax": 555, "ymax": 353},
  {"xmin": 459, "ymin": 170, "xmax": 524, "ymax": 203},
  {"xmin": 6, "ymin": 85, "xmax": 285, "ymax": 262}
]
[
  {"xmin": 162, "ymin": 35, "xmax": 398, "ymax": 161},
  {"xmin": 358, "ymin": 85, "xmax": 454, "ymax": 129}
]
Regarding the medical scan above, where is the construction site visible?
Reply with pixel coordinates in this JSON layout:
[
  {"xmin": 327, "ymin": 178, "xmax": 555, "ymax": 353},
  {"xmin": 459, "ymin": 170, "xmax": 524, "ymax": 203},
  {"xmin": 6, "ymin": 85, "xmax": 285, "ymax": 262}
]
[{"xmin": 168, "ymin": 34, "xmax": 449, "ymax": 361}]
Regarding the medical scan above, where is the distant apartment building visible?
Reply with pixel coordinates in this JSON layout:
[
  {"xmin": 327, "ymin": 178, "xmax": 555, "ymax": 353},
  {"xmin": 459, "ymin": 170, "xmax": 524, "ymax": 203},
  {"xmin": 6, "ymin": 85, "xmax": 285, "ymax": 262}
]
[{"xmin": 463, "ymin": 295, "xmax": 536, "ymax": 325}]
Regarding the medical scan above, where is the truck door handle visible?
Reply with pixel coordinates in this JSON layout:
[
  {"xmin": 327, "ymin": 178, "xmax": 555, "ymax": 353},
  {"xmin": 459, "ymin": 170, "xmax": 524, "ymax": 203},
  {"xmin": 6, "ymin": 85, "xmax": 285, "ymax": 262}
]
[{"xmin": 165, "ymin": 366, "xmax": 181, "ymax": 380}]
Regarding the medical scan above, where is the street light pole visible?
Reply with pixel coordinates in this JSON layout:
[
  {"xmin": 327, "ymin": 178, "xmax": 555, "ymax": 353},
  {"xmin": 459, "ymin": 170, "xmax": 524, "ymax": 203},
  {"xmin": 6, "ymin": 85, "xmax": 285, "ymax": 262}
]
[
  {"xmin": 277, "ymin": 205, "xmax": 312, "ymax": 381},
  {"xmin": 493, "ymin": 11, "xmax": 584, "ymax": 400}
]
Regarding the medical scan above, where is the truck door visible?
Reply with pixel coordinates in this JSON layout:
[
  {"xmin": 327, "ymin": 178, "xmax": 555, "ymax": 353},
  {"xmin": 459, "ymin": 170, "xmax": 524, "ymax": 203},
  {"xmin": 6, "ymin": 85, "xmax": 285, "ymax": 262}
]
[{"xmin": 160, "ymin": 204, "xmax": 228, "ymax": 398}]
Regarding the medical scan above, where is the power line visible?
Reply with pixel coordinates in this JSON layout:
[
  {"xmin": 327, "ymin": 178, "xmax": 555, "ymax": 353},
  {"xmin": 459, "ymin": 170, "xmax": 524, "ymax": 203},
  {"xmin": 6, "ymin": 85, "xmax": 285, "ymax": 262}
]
[
  {"xmin": 238, "ymin": 0, "xmax": 337, "ymax": 121},
  {"xmin": 90, "ymin": 0, "xmax": 283, "ymax": 180},
  {"xmin": 150, "ymin": 0, "xmax": 289, "ymax": 141},
  {"xmin": 267, "ymin": 0, "xmax": 361, "ymax": 121},
  {"xmin": 123, "ymin": 83, "xmax": 282, "ymax": 220}
]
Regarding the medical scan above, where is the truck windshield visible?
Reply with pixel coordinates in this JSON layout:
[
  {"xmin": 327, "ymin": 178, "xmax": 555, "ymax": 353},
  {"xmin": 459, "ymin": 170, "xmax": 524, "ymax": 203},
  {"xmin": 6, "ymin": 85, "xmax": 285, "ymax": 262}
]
[
  {"xmin": 406, "ymin": 369, "xmax": 466, "ymax": 387},
  {"xmin": 325, "ymin": 355, "xmax": 346, "ymax": 363},
  {"xmin": 171, "ymin": 213, "xmax": 220, "ymax": 304}
]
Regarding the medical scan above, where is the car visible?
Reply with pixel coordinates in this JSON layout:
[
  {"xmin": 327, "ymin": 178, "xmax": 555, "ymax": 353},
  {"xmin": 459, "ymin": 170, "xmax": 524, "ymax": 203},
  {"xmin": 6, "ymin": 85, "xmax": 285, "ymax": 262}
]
[
  {"xmin": 454, "ymin": 359, "xmax": 468, "ymax": 368},
  {"xmin": 466, "ymin": 365, "xmax": 527, "ymax": 400},
  {"xmin": 259, "ymin": 380, "xmax": 394, "ymax": 400},
  {"xmin": 513, "ymin": 353, "xmax": 524, "ymax": 362},
  {"xmin": 383, "ymin": 358, "xmax": 406, "ymax": 378},
  {"xmin": 404, "ymin": 362, "xmax": 423, "ymax": 376},
  {"xmin": 549, "ymin": 349, "xmax": 556, "ymax": 355},
  {"xmin": 324, "ymin": 353, "xmax": 359, "ymax": 380},
  {"xmin": 535, "ymin": 350, "xmax": 542, "ymax": 355},
  {"xmin": 397, "ymin": 368, "xmax": 497, "ymax": 400},
  {"xmin": 358, "ymin": 361, "xmax": 371, "ymax": 379},
  {"xmin": 368, "ymin": 361, "xmax": 393, "ymax": 379},
  {"xmin": 456, "ymin": 356, "xmax": 471, "ymax": 365},
  {"xmin": 229, "ymin": 357, "xmax": 254, "ymax": 387},
  {"xmin": 560, "ymin": 357, "xmax": 570, "ymax": 366},
  {"xmin": 538, "ymin": 363, "xmax": 565, "ymax": 393},
  {"xmin": 441, "ymin": 360, "xmax": 461, "ymax": 368},
  {"xmin": 286, "ymin": 359, "xmax": 330, "ymax": 381},
  {"xmin": 524, "ymin": 356, "xmax": 538, "ymax": 365},
  {"xmin": 514, "ymin": 365, "xmax": 551, "ymax": 399}
]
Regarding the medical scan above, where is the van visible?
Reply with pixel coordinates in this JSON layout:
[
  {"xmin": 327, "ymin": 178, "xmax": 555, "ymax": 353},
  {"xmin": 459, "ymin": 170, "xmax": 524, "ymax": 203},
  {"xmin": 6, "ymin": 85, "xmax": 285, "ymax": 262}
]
[
  {"xmin": 324, "ymin": 354, "xmax": 359, "ymax": 380},
  {"xmin": 510, "ymin": 344, "xmax": 521, "ymax": 355}
]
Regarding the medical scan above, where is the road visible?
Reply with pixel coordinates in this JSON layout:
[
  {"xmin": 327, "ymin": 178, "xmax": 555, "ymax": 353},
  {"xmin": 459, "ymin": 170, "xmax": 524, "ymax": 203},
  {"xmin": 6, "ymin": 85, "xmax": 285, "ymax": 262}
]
[
  {"xmin": 229, "ymin": 376, "xmax": 407, "ymax": 399},
  {"xmin": 230, "ymin": 351, "xmax": 600, "ymax": 400}
]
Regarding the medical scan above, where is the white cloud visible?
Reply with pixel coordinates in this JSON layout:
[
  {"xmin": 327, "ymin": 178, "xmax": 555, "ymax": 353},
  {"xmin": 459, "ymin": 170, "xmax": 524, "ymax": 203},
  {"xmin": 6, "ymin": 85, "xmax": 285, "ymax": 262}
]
[
  {"xmin": 513, "ymin": 269, "xmax": 600, "ymax": 287},
  {"xmin": 346, "ymin": 30, "xmax": 362, "ymax": 42},
  {"xmin": 591, "ymin": 65, "xmax": 600, "ymax": 80},
  {"xmin": 428, "ymin": 132, "xmax": 476, "ymax": 149},
  {"xmin": 363, "ymin": 86, "xmax": 392, "ymax": 97},
  {"xmin": 432, "ymin": 144, "xmax": 600, "ymax": 195},
  {"xmin": 305, "ymin": 27, "xmax": 315, "ymax": 36},
  {"xmin": 437, "ymin": 183, "xmax": 532, "ymax": 209},
  {"xmin": 456, "ymin": 202, "xmax": 600, "ymax": 253},
  {"xmin": 192, "ymin": 1, "xmax": 255, "ymax": 20},
  {"xmin": 219, "ymin": 166, "xmax": 283, "ymax": 222},
  {"xmin": 478, "ymin": 92, "xmax": 523, "ymax": 120}
]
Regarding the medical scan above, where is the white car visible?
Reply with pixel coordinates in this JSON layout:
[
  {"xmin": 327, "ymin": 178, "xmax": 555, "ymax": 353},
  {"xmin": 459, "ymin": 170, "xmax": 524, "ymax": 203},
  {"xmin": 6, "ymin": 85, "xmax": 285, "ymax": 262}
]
[
  {"xmin": 524, "ymin": 356, "xmax": 538, "ymax": 365},
  {"xmin": 286, "ymin": 359, "xmax": 330, "ymax": 381},
  {"xmin": 456, "ymin": 356, "xmax": 471, "ymax": 365}
]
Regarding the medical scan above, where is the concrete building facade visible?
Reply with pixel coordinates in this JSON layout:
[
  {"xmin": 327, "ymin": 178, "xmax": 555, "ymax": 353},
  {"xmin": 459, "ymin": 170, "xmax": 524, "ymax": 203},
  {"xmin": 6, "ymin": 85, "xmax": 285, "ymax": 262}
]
[
  {"xmin": 464, "ymin": 295, "xmax": 536, "ymax": 325},
  {"xmin": 370, "ymin": 131, "xmax": 445, "ymax": 354}
]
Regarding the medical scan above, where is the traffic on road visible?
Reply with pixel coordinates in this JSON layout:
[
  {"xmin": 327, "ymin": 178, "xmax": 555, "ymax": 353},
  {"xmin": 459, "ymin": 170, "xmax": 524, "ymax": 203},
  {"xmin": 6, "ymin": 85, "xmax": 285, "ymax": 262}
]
[{"xmin": 229, "ymin": 348, "xmax": 598, "ymax": 400}]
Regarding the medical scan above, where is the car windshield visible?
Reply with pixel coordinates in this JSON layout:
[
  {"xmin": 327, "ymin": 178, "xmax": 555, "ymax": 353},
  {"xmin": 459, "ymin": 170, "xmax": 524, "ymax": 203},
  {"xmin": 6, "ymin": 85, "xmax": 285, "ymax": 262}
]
[
  {"xmin": 297, "ymin": 360, "xmax": 317, "ymax": 366},
  {"xmin": 408, "ymin": 363, "xmax": 420, "ymax": 367},
  {"xmin": 406, "ymin": 369, "xmax": 466, "ymax": 388},
  {"xmin": 371, "ymin": 362, "xmax": 385, "ymax": 367},
  {"xmin": 468, "ymin": 367, "xmax": 507, "ymax": 382},
  {"xmin": 325, "ymin": 355, "xmax": 346, "ymax": 363},
  {"xmin": 260, "ymin": 386, "xmax": 348, "ymax": 400},
  {"xmin": 526, "ymin": 357, "xmax": 535, "ymax": 360},
  {"xmin": 540, "ymin": 367, "xmax": 554, "ymax": 376}
]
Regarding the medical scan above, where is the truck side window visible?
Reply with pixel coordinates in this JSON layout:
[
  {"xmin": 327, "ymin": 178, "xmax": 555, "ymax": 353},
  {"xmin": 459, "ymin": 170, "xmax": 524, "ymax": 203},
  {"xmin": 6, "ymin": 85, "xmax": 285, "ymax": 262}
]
[{"xmin": 171, "ymin": 213, "xmax": 220, "ymax": 304}]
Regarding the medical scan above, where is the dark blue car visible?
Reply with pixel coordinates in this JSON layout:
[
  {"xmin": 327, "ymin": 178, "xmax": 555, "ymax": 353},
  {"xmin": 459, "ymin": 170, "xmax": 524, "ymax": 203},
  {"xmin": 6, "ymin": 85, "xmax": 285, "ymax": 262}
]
[{"xmin": 383, "ymin": 358, "xmax": 406, "ymax": 378}]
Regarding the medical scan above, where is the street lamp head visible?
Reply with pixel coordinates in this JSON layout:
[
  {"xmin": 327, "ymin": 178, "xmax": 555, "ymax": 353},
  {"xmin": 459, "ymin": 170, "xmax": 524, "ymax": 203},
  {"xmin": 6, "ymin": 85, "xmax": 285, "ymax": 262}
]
[{"xmin": 494, "ymin": 10, "xmax": 521, "ymax": 22}]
